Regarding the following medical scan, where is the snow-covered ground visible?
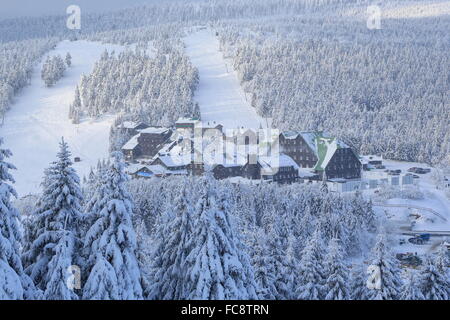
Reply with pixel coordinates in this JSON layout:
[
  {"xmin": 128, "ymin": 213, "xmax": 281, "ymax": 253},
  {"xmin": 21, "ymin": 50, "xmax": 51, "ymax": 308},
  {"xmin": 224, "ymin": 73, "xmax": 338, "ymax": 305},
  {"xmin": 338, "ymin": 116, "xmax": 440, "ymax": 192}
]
[
  {"xmin": 0, "ymin": 40, "xmax": 130, "ymax": 196},
  {"xmin": 184, "ymin": 28, "xmax": 265, "ymax": 130},
  {"xmin": 362, "ymin": 159, "xmax": 450, "ymax": 256},
  {"xmin": 344, "ymin": 0, "xmax": 450, "ymax": 19},
  {"xmin": 382, "ymin": 1, "xmax": 450, "ymax": 19},
  {"xmin": 364, "ymin": 159, "xmax": 450, "ymax": 229}
]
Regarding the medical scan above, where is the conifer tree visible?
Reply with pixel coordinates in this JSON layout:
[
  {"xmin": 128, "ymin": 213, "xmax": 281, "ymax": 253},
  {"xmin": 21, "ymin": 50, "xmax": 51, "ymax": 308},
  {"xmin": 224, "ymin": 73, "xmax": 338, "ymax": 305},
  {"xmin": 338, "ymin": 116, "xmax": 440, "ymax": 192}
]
[
  {"xmin": 65, "ymin": 52, "xmax": 72, "ymax": 67},
  {"xmin": 82, "ymin": 152, "xmax": 143, "ymax": 300},
  {"xmin": 368, "ymin": 233, "xmax": 403, "ymax": 300},
  {"xmin": 23, "ymin": 138, "xmax": 83, "ymax": 300},
  {"xmin": 296, "ymin": 228, "xmax": 325, "ymax": 300},
  {"xmin": 400, "ymin": 272, "xmax": 424, "ymax": 300},
  {"xmin": 350, "ymin": 264, "xmax": 372, "ymax": 300},
  {"xmin": 323, "ymin": 238, "xmax": 350, "ymax": 300},
  {"xmin": 185, "ymin": 173, "xmax": 256, "ymax": 299},
  {"xmin": 419, "ymin": 255, "xmax": 449, "ymax": 300},
  {"xmin": 0, "ymin": 138, "xmax": 36, "ymax": 300},
  {"xmin": 147, "ymin": 185, "xmax": 194, "ymax": 300}
]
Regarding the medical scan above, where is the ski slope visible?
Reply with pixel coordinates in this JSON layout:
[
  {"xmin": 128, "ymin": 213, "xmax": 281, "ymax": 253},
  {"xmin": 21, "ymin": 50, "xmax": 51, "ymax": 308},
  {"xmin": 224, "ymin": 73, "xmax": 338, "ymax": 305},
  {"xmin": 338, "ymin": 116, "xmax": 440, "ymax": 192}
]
[
  {"xmin": 184, "ymin": 28, "xmax": 265, "ymax": 130},
  {"xmin": 0, "ymin": 40, "xmax": 129, "ymax": 196}
]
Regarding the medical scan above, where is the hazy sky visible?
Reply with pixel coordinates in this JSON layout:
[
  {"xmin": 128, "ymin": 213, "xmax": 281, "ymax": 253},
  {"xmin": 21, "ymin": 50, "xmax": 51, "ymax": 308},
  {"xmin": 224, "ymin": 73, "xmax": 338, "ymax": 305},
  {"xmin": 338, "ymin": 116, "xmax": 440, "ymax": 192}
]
[{"xmin": 0, "ymin": 0, "xmax": 167, "ymax": 19}]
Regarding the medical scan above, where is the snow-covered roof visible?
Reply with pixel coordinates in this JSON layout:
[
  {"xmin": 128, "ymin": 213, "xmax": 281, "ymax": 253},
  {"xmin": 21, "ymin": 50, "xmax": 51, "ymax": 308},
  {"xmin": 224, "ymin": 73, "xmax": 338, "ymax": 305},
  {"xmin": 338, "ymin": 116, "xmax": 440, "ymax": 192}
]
[
  {"xmin": 175, "ymin": 117, "xmax": 200, "ymax": 125},
  {"xmin": 128, "ymin": 163, "xmax": 188, "ymax": 178},
  {"xmin": 122, "ymin": 134, "xmax": 140, "ymax": 150},
  {"xmin": 257, "ymin": 154, "xmax": 299, "ymax": 175},
  {"xmin": 119, "ymin": 121, "xmax": 148, "ymax": 130},
  {"xmin": 201, "ymin": 120, "xmax": 223, "ymax": 129},
  {"xmin": 138, "ymin": 127, "xmax": 170, "ymax": 135},
  {"xmin": 126, "ymin": 163, "xmax": 146, "ymax": 174},
  {"xmin": 282, "ymin": 130, "xmax": 352, "ymax": 171},
  {"xmin": 155, "ymin": 154, "xmax": 191, "ymax": 168},
  {"xmin": 313, "ymin": 133, "xmax": 350, "ymax": 171},
  {"xmin": 279, "ymin": 154, "xmax": 300, "ymax": 169},
  {"xmin": 120, "ymin": 121, "xmax": 138, "ymax": 129},
  {"xmin": 360, "ymin": 155, "xmax": 383, "ymax": 164},
  {"xmin": 298, "ymin": 168, "xmax": 317, "ymax": 178}
]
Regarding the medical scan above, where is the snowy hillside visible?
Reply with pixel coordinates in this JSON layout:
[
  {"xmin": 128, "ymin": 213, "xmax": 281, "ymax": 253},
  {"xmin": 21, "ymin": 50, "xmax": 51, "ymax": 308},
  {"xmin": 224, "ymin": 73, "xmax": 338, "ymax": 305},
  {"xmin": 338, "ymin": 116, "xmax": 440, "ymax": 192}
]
[
  {"xmin": 0, "ymin": 40, "xmax": 129, "ymax": 196},
  {"xmin": 184, "ymin": 28, "xmax": 265, "ymax": 129}
]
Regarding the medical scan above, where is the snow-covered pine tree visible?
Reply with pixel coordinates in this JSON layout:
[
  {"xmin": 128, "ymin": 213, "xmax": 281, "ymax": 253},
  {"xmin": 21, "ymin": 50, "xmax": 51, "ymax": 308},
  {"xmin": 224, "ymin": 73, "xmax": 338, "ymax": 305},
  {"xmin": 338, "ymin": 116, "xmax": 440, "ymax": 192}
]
[
  {"xmin": 419, "ymin": 255, "xmax": 449, "ymax": 300},
  {"xmin": 368, "ymin": 233, "xmax": 403, "ymax": 300},
  {"xmin": 69, "ymin": 85, "xmax": 82, "ymax": 124},
  {"xmin": 249, "ymin": 228, "xmax": 278, "ymax": 300},
  {"xmin": 434, "ymin": 242, "xmax": 450, "ymax": 277},
  {"xmin": 266, "ymin": 213, "xmax": 296, "ymax": 300},
  {"xmin": 82, "ymin": 152, "xmax": 143, "ymax": 300},
  {"xmin": 65, "ymin": 52, "xmax": 72, "ymax": 67},
  {"xmin": 41, "ymin": 55, "xmax": 66, "ymax": 87},
  {"xmin": 350, "ymin": 263, "xmax": 372, "ymax": 300},
  {"xmin": 23, "ymin": 138, "xmax": 83, "ymax": 300},
  {"xmin": 399, "ymin": 272, "xmax": 424, "ymax": 300},
  {"xmin": 185, "ymin": 172, "xmax": 256, "ymax": 300},
  {"xmin": 323, "ymin": 238, "xmax": 350, "ymax": 300},
  {"xmin": 147, "ymin": 185, "xmax": 194, "ymax": 300},
  {"xmin": 0, "ymin": 138, "xmax": 37, "ymax": 300},
  {"xmin": 296, "ymin": 228, "xmax": 326, "ymax": 300}
]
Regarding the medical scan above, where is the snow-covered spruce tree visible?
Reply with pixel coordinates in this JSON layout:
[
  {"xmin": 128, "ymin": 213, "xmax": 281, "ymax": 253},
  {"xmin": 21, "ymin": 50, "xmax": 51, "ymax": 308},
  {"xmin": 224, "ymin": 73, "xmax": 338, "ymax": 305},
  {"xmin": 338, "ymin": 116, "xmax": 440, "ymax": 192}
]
[
  {"xmin": 350, "ymin": 263, "xmax": 373, "ymax": 300},
  {"xmin": 296, "ymin": 228, "xmax": 326, "ymax": 300},
  {"xmin": 249, "ymin": 228, "xmax": 278, "ymax": 300},
  {"xmin": 368, "ymin": 233, "xmax": 403, "ymax": 300},
  {"xmin": 65, "ymin": 52, "xmax": 72, "ymax": 67},
  {"xmin": 266, "ymin": 213, "xmax": 296, "ymax": 300},
  {"xmin": 41, "ymin": 55, "xmax": 66, "ymax": 87},
  {"xmin": 147, "ymin": 185, "xmax": 194, "ymax": 300},
  {"xmin": 23, "ymin": 138, "xmax": 83, "ymax": 300},
  {"xmin": 434, "ymin": 242, "xmax": 450, "ymax": 277},
  {"xmin": 185, "ymin": 173, "xmax": 257, "ymax": 300},
  {"xmin": 323, "ymin": 238, "xmax": 350, "ymax": 300},
  {"xmin": 82, "ymin": 152, "xmax": 143, "ymax": 300},
  {"xmin": 69, "ymin": 85, "xmax": 82, "ymax": 124},
  {"xmin": 400, "ymin": 272, "xmax": 425, "ymax": 300},
  {"xmin": 419, "ymin": 255, "xmax": 449, "ymax": 300},
  {"xmin": 0, "ymin": 139, "xmax": 37, "ymax": 300}
]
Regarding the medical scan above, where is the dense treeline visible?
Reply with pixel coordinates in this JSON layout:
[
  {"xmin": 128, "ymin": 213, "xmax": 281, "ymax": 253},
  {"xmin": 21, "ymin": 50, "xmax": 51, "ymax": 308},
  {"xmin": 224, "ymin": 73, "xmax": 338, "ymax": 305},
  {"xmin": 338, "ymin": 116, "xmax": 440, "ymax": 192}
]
[
  {"xmin": 216, "ymin": 13, "xmax": 450, "ymax": 165},
  {"xmin": 1, "ymin": 139, "xmax": 447, "ymax": 299},
  {"xmin": 0, "ymin": 38, "xmax": 58, "ymax": 117},
  {"xmin": 41, "ymin": 54, "xmax": 68, "ymax": 87},
  {"xmin": 69, "ymin": 44, "xmax": 198, "ymax": 126},
  {"xmin": 1, "ymin": 0, "xmax": 448, "ymax": 166},
  {"xmin": 0, "ymin": 0, "xmax": 370, "ymax": 43}
]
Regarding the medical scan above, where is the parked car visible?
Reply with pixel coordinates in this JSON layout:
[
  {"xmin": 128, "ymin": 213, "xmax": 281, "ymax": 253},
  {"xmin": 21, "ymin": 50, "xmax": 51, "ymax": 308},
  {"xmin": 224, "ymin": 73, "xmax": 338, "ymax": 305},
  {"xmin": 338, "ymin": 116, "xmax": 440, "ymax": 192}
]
[
  {"xmin": 396, "ymin": 253, "xmax": 422, "ymax": 267},
  {"xmin": 408, "ymin": 234, "xmax": 431, "ymax": 245}
]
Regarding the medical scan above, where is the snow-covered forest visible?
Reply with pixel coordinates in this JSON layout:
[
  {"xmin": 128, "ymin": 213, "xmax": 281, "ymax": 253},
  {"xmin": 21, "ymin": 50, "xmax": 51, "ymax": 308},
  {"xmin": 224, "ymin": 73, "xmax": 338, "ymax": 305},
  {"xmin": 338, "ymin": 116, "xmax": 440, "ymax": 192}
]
[
  {"xmin": 0, "ymin": 0, "xmax": 449, "ymax": 301},
  {"xmin": 0, "ymin": 38, "xmax": 58, "ymax": 117},
  {"xmin": 1, "ymin": 140, "xmax": 448, "ymax": 299},
  {"xmin": 69, "ymin": 45, "xmax": 198, "ymax": 125},
  {"xmin": 41, "ymin": 54, "xmax": 68, "ymax": 87},
  {"xmin": 2, "ymin": 0, "xmax": 448, "ymax": 164},
  {"xmin": 216, "ymin": 14, "xmax": 450, "ymax": 165}
]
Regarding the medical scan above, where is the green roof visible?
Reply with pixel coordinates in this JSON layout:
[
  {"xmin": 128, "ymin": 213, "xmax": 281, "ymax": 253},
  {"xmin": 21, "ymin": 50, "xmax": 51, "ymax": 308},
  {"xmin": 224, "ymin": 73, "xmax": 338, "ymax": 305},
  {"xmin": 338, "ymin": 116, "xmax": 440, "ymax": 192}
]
[{"xmin": 313, "ymin": 133, "xmax": 340, "ymax": 172}]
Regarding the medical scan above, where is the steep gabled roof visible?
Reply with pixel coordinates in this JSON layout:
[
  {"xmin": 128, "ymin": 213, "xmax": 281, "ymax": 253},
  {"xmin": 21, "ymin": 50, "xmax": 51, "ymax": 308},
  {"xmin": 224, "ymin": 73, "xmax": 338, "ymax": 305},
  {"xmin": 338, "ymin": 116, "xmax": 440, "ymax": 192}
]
[
  {"xmin": 122, "ymin": 133, "xmax": 140, "ymax": 150},
  {"xmin": 280, "ymin": 130, "xmax": 352, "ymax": 171},
  {"xmin": 313, "ymin": 133, "xmax": 350, "ymax": 171}
]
